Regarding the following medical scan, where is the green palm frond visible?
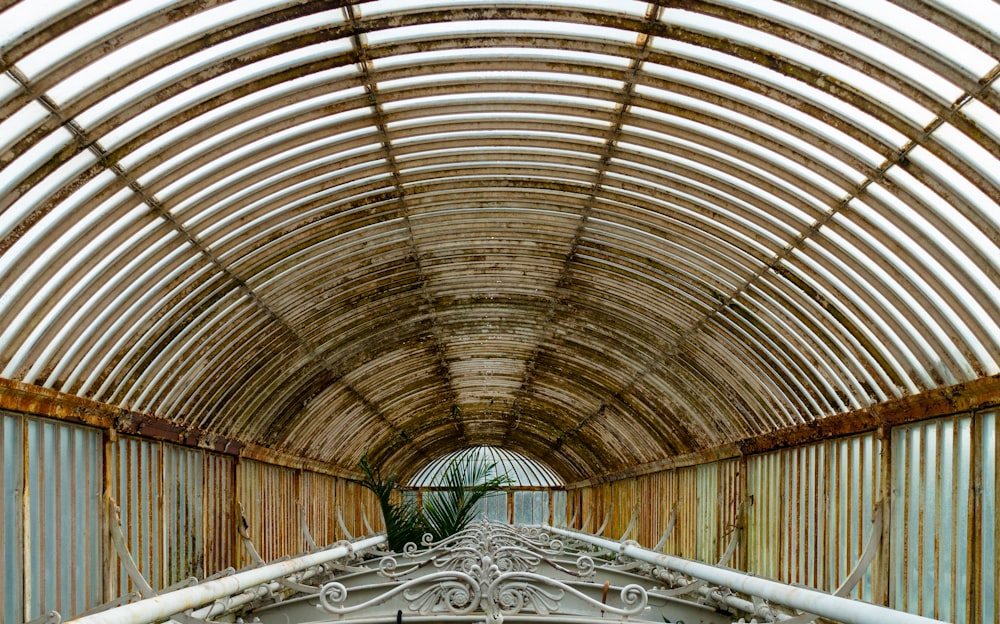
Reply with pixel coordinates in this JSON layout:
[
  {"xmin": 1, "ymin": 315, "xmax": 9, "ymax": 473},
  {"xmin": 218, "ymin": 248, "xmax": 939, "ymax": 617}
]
[
  {"xmin": 358, "ymin": 454, "xmax": 425, "ymax": 551},
  {"xmin": 361, "ymin": 453, "xmax": 512, "ymax": 550},
  {"xmin": 422, "ymin": 457, "xmax": 510, "ymax": 538}
]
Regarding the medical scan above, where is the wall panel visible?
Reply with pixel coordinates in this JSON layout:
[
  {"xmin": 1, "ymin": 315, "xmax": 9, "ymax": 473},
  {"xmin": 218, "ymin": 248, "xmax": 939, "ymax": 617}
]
[
  {"xmin": 981, "ymin": 411, "xmax": 997, "ymax": 624},
  {"xmin": 236, "ymin": 459, "xmax": 300, "ymax": 564},
  {"xmin": 301, "ymin": 471, "xmax": 341, "ymax": 547},
  {"xmin": 2, "ymin": 411, "xmax": 24, "ymax": 623},
  {"xmin": 747, "ymin": 451, "xmax": 782, "ymax": 579},
  {"xmin": 891, "ymin": 415, "xmax": 973, "ymax": 623},
  {"xmin": 827, "ymin": 433, "xmax": 880, "ymax": 601},
  {"xmin": 695, "ymin": 462, "xmax": 719, "ymax": 563},
  {"xmin": 202, "ymin": 452, "xmax": 236, "ymax": 577},
  {"xmin": 111, "ymin": 436, "xmax": 163, "ymax": 594},
  {"xmin": 24, "ymin": 416, "xmax": 103, "ymax": 621},
  {"xmin": 717, "ymin": 457, "xmax": 745, "ymax": 569}
]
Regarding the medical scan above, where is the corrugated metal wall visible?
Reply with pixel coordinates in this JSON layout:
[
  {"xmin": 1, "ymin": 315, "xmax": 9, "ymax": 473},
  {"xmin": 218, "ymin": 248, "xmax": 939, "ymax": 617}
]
[
  {"xmin": 0, "ymin": 412, "xmax": 381, "ymax": 623},
  {"xmin": 890, "ymin": 416, "xmax": 973, "ymax": 623},
  {"xmin": 572, "ymin": 419, "xmax": 999, "ymax": 624},
  {"xmin": 237, "ymin": 459, "xmax": 300, "ymax": 564},
  {"xmin": 2, "ymin": 411, "xmax": 24, "ymax": 624},
  {"xmin": 0, "ymin": 412, "xmax": 104, "ymax": 624},
  {"xmin": 982, "ymin": 411, "xmax": 997, "ymax": 624},
  {"xmin": 111, "ymin": 436, "xmax": 162, "ymax": 594},
  {"xmin": 2, "ymin": 408, "xmax": 998, "ymax": 623},
  {"xmin": 25, "ymin": 416, "xmax": 104, "ymax": 622}
]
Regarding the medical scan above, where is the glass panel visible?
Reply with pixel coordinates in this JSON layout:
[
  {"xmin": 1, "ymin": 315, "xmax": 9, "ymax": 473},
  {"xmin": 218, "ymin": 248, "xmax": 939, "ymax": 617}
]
[
  {"xmin": 366, "ymin": 20, "xmax": 637, "ymax": 46},
  {"xmin": 373, "ymin": 46, "xmax": 632, "ymax": 71},
  {"xmin": 660, "ymin": 8, "xmax": 943, "ymax": 125},
  {"xmin": 56, "ymin": 6, "xmax": 346, "ymax": 112},
  {"xmin": 98, "ymin": 38, "xmax": 355, "ymax": 150},
  {"xmin": 830, "ymin": 0, "xmax": 996, "ymax": 77},
  {"xmin": 0, "ymin": 0, "xmax": 79, "ymax": 48},
  {"xmin": 1, "ymin": 411, "xmax": 24, "ymax": 624},
  {"xmin": 360, "ymin": 0, "xmax": 649, "ymax": 18},
  {"xmin": 982, "ymin": 411, "xmax": 998, "ymax": 623},
  {"xmin": 378, "ymin": 69, "xmax": 625, "ymax": 93},
  {"xmin": 891, "ymin": 415, "xmax": 973, "ymax": 622},
  {"xmin": 715, "ymin": 0, "xmax": 981, "ymax": 88},
  {"xmin": 17, "ymin": 0, "xmax": 178, "ymax": 79}
]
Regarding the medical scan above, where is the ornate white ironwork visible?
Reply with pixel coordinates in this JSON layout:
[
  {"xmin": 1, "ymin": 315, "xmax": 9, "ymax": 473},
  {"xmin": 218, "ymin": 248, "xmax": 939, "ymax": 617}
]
[{"xmin": 319, "ymin": 571, "xmax": 482, "ymax": 616}]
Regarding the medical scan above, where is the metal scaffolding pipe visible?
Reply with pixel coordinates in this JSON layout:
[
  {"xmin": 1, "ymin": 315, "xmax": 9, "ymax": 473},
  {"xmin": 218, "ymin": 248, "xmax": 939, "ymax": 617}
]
[
  {"xmin": 544, "ymin": 526, "xmax": 946, "ymax": 624},
  {"xmin": 65, "ymin": 535, "xmax": 387, "ymax": 624}
]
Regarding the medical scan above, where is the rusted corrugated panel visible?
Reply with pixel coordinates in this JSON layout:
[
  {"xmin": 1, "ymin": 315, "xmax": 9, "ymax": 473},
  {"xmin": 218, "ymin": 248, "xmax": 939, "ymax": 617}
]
[
  {"xmin": 163, "ymin": 444, "xmax": 204, "ymax": 584},
  {"xmin": 826, "ymin": 433, "xmax": 880, "ymax": 601},
  {"xmin": 202, "ymin": 451, "xmax": 235, "ymax": 576},
  {"xmin": 747, "ymin": 451, "xmax": 782, "ymax": 579},
  {"xmin": 695, "ymin": 462, "xmax": 719, "ymax": 563},
  {"xmin": 606, "ymin": 478, "xmax": 637, "ymax": 539},
  {"xmin": 634, "ymin": 473, "xmax": 659, "ymax": 547},
  {"xmin": 668, "ymin": 466, "xmax": 697, "ymax": 560},
  {"xmin": 982, "ymin": 410, "xmax": 997, "ymax": 624},
  {"xmin": 649, "ymin": 469, "xmax": 679, "ymax": 553},
  {"xmin": 24, "ymin": 416, "xmax": 103, "ymax": 620},
  {"xmin": 338, "ymin": 478, "xmax": 383, "ymax": 537},
  {"xmin": 717, "ymin": 457, "xmax": 744, "ymax": 569},
  {"xmin": 112, "ymin": 436, "xmax": 163, "ymax": 595},
  {"xmin": 2, "ymin": 411, "xmax": 24, "ymax": 623},
  {"xmin": 237, "ymin": 459, "xmax": 300, "ymax": 564},
  {"xmin": 780, "ymin": 443, "xmax": 824, "ymax": 591},
  {"xmin": 301, "ymin": 471, "xmax": 344, "ymax": 546},
  {"xmin": 891, "ymin": 415, "xmax": 973, "ymax": 623}
]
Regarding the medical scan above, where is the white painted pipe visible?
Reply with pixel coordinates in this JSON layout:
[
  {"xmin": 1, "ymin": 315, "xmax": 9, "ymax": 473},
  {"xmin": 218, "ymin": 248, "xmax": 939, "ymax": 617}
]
[
  {"xmin": 66, "ymin": 535, "xmax": 387, "ymax": 624},
  {"xmin": 544, "ymin": 526, "xmax": 947, "ymax": 624}
]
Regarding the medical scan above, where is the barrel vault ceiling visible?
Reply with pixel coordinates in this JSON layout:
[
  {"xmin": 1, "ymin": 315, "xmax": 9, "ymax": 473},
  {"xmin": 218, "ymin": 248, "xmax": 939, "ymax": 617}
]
[{"xmin": 1, "ymin": 0, "xmax": 999, "ymax": 481}]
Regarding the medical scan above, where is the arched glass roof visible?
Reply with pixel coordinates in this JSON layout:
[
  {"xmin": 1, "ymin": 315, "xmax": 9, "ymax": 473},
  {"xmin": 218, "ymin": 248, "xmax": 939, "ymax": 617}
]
[
  {"xmin": 407, "ymin": 445, "xmax": 563, "ymax": 488},
  {"xmin": 0, "ymin": 1, "xmax": 998, "ymax": 481}
]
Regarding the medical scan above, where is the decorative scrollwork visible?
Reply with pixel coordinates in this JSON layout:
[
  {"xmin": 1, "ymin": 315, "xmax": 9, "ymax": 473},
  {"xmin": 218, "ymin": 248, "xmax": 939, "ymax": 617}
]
[
  {"xmin": 485, "ymin": 572, "xmax": 648, "ymax": 619},
  {"xmin": 318, "ymin": 572, "xmax": 481, "ymax": 615},
  {"xmin": 490, "ymin": 576, "xmax": 564, "ymax": 616},
  {"xmin": 404, "ymin": 577, "xmax": 479, "ymax": 614},
  {"xmin": 379, "ymin": 556, "xmax": 398, "ymax": 576}
]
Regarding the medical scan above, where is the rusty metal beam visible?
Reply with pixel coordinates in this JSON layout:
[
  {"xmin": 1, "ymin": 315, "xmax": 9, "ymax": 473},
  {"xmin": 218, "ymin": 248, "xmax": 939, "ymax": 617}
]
[
  {"xmin": 568, "ymin": 374, "xmax": 1000, "ymax": 488},
  {"xmin": 0, "ymin": 378, "xmax": 370, "ymax": 480}
]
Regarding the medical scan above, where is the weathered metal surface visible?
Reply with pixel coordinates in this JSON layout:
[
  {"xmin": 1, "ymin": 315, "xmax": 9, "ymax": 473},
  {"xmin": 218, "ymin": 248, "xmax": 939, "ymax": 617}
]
[
  {"xmin": 0, "ymin": 0, "xmax": 995, "ymax": 484},
  {"xmin": 202, "ymin": 450, "xmax": 236, "ymax": 578},
  {"xmin": 236, "ymin": 459, "xmax": 301, "ymax": 564},
  {"xmin": 0, "ymin": 2, "xmax": 998, "ymax": 619},
  {"xmin": 981, "ymin": 410, "xmax": 998, "ymax": 624},
  {"xmin": 22, "ymin": 415, "xmax": 104, "ymax": 621},
  {"xmin": 1, "ymin": 410, "xmax": 25, "ymax": 624},
  {"xmin": 891, "ymin": 415, "xmax": 974, "ymax": 623},
  {"xmin": 110, "ymin": 436, "xmax": 163, "ymax": 594}
]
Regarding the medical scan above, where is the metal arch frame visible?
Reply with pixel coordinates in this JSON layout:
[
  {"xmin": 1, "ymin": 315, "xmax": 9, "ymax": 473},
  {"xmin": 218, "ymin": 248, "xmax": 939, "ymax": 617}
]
[{"xmin": 0, "ymin": 0, "xmax": 996, "ymax": 479}]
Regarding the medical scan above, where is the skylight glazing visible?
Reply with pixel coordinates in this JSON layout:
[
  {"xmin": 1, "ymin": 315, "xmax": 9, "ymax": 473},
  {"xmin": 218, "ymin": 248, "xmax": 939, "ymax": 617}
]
[{"xmin": 0, "ymin": 0, "xmax": 997, "ymax": 481}]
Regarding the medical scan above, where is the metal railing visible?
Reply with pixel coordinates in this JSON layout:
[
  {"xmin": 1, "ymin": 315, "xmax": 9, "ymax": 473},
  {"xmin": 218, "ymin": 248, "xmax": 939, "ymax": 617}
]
[
  {"xmin": 64, "ymin": 535, "xmax": 386, "ymax": 624},
  {"xmin": 544, "ymin": 525, "xmax": 948, "ymax": 624}
]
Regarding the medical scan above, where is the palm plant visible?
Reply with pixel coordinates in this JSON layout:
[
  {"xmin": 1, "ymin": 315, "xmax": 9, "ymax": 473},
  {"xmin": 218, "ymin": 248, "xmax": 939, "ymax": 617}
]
[
  {"xmin": 421, "ymin": 456, "xmax": 511, "ymax": 539},
  {"xmin": 358, "ymin": 455, "xmax": 425, "ymax": 552},
  {"xmin": 359, "ymin": 453, "xmax": 511, "ymax": 551}
]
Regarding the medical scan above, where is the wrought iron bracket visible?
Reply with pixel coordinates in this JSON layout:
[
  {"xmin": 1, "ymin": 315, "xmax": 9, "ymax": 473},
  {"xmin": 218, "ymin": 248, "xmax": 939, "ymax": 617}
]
[{"xmin": 107, "ymin": 496, "xmax": 157, "ymax": 599}]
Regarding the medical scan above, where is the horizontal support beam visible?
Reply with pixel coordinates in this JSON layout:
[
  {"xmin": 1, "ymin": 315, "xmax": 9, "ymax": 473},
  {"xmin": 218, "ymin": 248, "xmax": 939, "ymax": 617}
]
[
  {"xmin": 568, "ymin": 374, "xmax": 1000, "ymax": 488},
  {"xmin": 0, "ymin": 378, "xmax": 364, "ymax": 480},
  {"xmin": 544, "ymin": 525, "xmax": 947, "ymax": 624},
  {"xmin": 64, "ymin": 535, "xmax": 387, "ymax": 624}
]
